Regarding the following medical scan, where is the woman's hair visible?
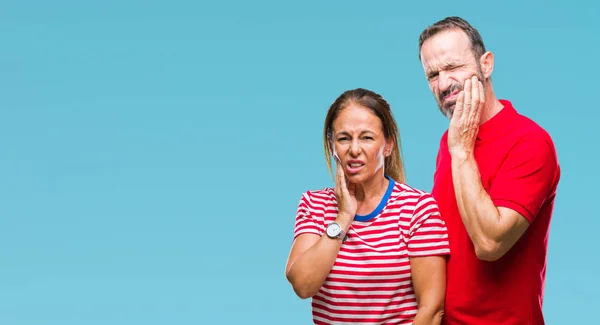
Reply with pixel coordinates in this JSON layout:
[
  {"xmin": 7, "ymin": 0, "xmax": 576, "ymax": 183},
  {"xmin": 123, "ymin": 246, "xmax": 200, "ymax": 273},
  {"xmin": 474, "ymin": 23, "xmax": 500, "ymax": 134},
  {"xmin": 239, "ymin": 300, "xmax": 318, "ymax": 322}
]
[{"xmin": 323, "ymin": 88, "xmax": 406, "ymax": 183}]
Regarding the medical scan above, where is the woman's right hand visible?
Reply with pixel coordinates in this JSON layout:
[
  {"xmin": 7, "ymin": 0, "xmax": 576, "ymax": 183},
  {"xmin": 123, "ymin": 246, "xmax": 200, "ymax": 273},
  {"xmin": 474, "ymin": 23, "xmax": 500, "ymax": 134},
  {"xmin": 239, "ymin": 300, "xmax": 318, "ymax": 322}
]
[{"xmin": 334, "ymin": 155, "xmax": 357, "ymax": 230}]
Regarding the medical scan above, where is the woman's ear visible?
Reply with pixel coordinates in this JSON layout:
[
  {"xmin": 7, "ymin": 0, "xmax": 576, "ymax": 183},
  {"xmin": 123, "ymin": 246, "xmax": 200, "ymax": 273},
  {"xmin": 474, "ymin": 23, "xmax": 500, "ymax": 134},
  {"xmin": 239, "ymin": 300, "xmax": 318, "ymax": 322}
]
[{"xmin": 384, "ymin": 138, "xmax": 394, "ymax": 157}]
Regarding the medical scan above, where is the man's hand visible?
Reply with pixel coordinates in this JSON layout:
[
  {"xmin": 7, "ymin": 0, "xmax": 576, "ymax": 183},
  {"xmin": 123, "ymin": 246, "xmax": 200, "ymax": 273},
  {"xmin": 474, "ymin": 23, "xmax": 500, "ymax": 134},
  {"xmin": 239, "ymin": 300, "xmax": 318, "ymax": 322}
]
[{"xmin": 448, "ymin": 76, "xmax": 485, "ymax": 160}]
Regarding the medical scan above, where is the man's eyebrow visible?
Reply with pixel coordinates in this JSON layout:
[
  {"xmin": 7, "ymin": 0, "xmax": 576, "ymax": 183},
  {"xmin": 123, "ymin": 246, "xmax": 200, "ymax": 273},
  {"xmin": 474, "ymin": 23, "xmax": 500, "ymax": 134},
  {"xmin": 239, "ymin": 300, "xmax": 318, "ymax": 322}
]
[
  {"xmin": 427, "ymin": 68, "xmax": 439, "ymax": 77},
  {"xmin": 427, "ymin": 61, "xmax": 465, "ymax": 76},
  {"xmin": 442, "ymin": 61, "xmax": 465, "ymax": 69}
]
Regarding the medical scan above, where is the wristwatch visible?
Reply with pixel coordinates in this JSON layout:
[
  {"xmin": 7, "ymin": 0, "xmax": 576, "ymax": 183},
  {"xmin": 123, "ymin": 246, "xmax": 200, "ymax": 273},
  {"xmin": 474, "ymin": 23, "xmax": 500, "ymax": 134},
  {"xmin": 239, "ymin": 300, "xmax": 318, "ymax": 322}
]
[{"xmin": 326, "ymin": 222, "xmax": 347, "ymax": 242}]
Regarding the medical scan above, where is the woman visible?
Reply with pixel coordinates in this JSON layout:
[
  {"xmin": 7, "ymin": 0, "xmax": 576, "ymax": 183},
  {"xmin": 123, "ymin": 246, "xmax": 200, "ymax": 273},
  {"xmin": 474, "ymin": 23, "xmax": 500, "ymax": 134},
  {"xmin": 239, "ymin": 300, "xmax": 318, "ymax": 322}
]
[{"xmin": 285, "ymin": 88, "xmax": 451, "ymax": 325}]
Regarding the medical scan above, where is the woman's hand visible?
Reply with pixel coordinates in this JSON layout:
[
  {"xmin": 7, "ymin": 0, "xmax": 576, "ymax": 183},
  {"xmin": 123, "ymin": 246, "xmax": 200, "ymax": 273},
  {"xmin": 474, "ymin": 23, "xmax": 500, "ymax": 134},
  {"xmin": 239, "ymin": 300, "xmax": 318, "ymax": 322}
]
[{"xmin": 334, "ymin": 155, "xmax": 357, "ymax": 230}]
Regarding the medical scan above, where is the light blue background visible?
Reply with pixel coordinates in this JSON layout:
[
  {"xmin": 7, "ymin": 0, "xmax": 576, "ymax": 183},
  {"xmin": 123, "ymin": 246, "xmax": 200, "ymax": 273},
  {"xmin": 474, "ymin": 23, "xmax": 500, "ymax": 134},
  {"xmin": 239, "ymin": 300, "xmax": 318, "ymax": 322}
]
[{"xmin": 1, "ymin": 0, "xmax": 597, "ymax": 324}]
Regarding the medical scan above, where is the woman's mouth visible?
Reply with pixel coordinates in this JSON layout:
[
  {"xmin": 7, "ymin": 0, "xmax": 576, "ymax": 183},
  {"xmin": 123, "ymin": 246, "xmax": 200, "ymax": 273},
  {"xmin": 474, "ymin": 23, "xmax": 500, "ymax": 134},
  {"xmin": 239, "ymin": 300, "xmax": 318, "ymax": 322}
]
[{"xmin": 346, "ymin": 160, "xmax": 365, "ymax": 174}]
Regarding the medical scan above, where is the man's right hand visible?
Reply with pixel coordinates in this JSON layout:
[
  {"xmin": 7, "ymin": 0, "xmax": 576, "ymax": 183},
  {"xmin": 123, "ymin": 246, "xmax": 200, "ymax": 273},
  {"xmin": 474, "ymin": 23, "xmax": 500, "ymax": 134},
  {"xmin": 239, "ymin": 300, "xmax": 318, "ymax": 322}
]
[{"xmin": 447, "ymin": 76, "xmax": 484, "ymax": 161}]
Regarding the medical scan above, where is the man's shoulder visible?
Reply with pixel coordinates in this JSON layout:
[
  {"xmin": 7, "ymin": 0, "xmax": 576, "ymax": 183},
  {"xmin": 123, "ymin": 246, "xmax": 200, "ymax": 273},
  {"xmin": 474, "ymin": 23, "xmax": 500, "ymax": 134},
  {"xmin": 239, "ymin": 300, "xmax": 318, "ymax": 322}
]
[
  {"xmin": 436, "ymin": 129, "xmax": 449, "ymax": 151},
  {"xmin": 509, "ymin": 101, "xmax": 556, "ymax": 147},
  {"xmin": 501, "ymin": 101, "xmax": 560, "ymax": 173},
  {"xmin": 439, "ymin": 129, "xmax": 449, "ymax": 142}
]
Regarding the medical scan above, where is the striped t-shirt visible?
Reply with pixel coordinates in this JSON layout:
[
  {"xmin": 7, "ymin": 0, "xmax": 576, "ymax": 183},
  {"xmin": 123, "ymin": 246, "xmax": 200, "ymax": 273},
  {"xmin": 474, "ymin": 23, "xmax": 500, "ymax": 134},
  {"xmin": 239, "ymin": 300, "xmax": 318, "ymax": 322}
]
[{"xmin": 293, "ymin": 177, "xmax": 451, "ymax": 324}]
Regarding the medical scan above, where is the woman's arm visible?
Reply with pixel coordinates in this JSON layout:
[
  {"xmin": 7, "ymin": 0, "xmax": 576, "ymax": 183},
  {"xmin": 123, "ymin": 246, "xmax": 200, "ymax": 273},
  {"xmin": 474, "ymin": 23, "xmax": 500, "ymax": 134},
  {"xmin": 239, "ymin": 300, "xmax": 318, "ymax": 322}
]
[
  {"xmin": 286, "ymin": 154, "xmax": 357, "ymax": 299},
  {"xmin": 285, "ymin": 219, "xmax": 348, "ymax": 299},
  {"xmin": 410, "ymin": 255, "xmax": 447, "ymax": 325}
]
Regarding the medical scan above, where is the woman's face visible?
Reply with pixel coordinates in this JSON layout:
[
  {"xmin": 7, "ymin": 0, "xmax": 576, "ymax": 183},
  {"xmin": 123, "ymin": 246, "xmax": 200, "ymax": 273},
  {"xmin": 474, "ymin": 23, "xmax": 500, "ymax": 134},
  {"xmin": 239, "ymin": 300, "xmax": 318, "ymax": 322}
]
[{"xmin": 331, "ymin": 104, "xmax": 391, "ymax": 184}]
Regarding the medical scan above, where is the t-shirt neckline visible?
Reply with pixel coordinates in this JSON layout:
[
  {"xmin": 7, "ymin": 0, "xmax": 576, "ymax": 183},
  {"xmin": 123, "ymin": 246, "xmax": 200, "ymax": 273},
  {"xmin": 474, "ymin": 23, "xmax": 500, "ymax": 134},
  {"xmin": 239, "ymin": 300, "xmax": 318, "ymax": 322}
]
[{"xmin": 354, "ymin": 174, "xmax": 395, "ymax": 222}]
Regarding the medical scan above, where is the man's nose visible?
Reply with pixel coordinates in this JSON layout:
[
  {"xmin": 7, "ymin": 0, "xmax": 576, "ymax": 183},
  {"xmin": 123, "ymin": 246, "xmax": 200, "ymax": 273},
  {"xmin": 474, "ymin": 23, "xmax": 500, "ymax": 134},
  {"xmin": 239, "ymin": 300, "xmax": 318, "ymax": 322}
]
[{"xmin": 438, "ymin": 71, "xmax": 453, "ymax": 94}]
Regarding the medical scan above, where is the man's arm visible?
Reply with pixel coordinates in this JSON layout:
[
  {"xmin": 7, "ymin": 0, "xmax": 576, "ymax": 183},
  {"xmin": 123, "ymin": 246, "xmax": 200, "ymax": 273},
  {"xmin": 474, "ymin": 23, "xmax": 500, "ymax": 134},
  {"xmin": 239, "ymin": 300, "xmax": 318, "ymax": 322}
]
[
  {"xmin": 451, "ymin": 154, "xmax": 529, "ymax": 261},
  {"xmin": 447, "ymin": 77, "xmax": 527, "ymax": 261},
  {"xmin": 447, "ymin": 77, "xmax": 558, "ymax": 261}
]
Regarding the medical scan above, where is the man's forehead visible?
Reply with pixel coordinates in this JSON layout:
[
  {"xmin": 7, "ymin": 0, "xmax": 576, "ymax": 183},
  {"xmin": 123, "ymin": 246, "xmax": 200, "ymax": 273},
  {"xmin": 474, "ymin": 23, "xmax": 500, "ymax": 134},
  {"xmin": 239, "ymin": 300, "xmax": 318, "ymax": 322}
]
[
  {"xmin": 424, "ymin": 29, "xmax": 471, "ymax": 50},
  {"xmin": 421, "ymin": 29, "xmax": 472, "ymax": 67}
]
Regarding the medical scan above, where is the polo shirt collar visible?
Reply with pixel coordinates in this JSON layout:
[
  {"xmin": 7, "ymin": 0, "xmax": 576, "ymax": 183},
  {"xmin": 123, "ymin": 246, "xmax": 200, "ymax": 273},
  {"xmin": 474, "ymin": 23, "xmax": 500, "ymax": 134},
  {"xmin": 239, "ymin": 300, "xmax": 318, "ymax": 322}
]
[{"xmin": 477, "ymin": 99, "xmax": 516, "ymax": 141}]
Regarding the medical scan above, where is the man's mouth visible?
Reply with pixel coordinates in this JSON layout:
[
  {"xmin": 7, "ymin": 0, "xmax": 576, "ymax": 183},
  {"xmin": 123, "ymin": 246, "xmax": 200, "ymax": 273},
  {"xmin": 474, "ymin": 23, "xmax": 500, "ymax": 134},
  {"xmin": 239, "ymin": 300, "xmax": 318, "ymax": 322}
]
[{"xmin": 443, "ymin": 90, "xmax": 460, "ymax": 102}]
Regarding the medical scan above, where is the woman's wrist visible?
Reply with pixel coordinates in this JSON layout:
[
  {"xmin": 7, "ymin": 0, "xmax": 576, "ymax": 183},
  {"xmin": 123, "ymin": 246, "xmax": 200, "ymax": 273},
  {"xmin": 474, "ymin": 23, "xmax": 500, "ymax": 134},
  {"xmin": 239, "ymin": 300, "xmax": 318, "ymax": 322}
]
[{"xmin": 335, "ymin": 213, "xmax": 353, "ymax": 232}]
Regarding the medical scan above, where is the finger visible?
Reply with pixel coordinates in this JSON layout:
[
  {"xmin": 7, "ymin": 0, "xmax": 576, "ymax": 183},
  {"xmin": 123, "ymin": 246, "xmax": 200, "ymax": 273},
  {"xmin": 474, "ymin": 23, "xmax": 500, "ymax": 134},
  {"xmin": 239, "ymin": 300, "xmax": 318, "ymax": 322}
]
[
  {"xmin": 332, "ymin": 142, "xmax": 340, "ymax": 163},
  {"xmin": 471, "ymin": 76, "xmax": 479, "ymax": 121},
  {"xmin": 452, "ymin": 90, "xmax": 465, "ymax": 121},
  {"xmin": 336, "ymin": 157, "xmax": 349, "ymax": 194},
  {"xmin": 335, "ymin": 153, "xmax": 343, "ymax": 192},
  {"xmin": 463, "ymin": 79, "xmax": 471, "ymax": 117},
  {"xmin": 471, "ymin": 75, "xmax": 478, "ymax": 86}
]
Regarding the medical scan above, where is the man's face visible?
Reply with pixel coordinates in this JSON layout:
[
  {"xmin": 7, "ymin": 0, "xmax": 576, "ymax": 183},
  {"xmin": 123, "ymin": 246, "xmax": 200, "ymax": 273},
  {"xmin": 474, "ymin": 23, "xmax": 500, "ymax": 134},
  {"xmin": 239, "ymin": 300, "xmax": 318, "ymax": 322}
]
[{"xmin": 420, "ymin": 29, "xmax": 485, "ymax": 118}]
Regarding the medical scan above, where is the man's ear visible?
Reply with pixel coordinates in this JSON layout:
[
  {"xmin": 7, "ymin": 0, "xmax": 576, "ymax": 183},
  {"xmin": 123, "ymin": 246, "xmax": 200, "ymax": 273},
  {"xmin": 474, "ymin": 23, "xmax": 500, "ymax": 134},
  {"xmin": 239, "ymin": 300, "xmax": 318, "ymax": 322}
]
[{"xmin": 480, "ymin": 51, "xmax": 494, "ymax": 79}]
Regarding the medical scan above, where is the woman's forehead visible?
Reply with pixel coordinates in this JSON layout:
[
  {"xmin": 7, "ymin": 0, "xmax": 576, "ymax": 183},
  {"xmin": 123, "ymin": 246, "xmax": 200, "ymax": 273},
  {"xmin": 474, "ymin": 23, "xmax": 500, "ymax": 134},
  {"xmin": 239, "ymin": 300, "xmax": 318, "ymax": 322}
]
[{"xmin": 333, "ymin": 105, "xmax": 383, "ymax": 134}]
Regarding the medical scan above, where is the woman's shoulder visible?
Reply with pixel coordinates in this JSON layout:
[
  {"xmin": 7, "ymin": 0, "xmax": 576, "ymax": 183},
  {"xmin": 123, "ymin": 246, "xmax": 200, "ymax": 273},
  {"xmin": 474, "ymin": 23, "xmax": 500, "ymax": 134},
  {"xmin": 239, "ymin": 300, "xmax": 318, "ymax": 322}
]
[
  {"xmin": 388, "ymin": 180, "xmax": 435, "ymax": 203},
  {"xmin": 295, "ymin": 187, "xmax": 337, "ymax": 214},
  {"xmin": 298, "ymin": 186, "xmax": 336, "ymax": 203},
  {"xmin": 385, "ymin": 182, "xmax": 439, "ymax": 218},
  {"xmin": 390, "ymin": 180, "xmax": 427, "ymax": 195}
]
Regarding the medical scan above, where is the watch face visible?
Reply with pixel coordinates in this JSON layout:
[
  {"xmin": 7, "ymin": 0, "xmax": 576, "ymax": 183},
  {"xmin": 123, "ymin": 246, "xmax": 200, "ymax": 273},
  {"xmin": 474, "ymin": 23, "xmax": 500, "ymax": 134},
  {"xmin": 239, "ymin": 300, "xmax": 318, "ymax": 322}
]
[{"xmin": 327, "ymin": 223, "xmax": 341, "ymax": 237}]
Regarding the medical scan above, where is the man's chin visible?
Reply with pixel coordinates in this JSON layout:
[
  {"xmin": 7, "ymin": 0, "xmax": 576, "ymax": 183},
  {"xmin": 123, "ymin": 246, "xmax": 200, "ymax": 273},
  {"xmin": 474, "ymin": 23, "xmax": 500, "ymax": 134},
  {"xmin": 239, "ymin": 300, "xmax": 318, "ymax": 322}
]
[
  {"xmin": 443, "ymin": 108, "xmax": 453, "ymax": 119},
  {"xmin": 439, "ymin": 104, "xmax": 454, "ymax": 119}
]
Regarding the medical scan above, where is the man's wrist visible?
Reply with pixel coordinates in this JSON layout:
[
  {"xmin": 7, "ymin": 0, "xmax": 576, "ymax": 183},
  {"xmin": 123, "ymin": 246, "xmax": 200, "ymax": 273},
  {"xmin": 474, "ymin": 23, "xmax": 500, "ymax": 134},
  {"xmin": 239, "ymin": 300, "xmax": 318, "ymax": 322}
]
[{"xmin": 450, "ymin": 149, "xmax": 474, "ymax": 166}]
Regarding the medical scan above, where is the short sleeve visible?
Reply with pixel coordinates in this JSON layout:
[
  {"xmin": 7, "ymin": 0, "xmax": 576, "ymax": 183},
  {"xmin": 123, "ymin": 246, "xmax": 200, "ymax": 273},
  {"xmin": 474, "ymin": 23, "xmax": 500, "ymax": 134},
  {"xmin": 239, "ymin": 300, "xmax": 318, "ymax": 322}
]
[
  {"xmin": 406, "ymin": 193, "xmax": 451, "ymax": 257},
  {"xmin": 490, "ymin": 137, "xmax": 560, "ymax": 223},
  {"xmin": 433, "ymin": 132, "xmax": 448, "ymax": 182},
  {"xmin": 293, "ymin": 193, "xmax": 324, "ymax": 240}
]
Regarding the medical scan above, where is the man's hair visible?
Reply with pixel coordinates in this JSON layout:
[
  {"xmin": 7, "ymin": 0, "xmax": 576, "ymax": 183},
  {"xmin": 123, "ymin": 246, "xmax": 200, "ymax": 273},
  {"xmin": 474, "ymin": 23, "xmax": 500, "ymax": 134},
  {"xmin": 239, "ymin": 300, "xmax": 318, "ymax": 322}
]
[{"xmin": 418, "ymin": 16, "xmax": 487, "ymax": 61}]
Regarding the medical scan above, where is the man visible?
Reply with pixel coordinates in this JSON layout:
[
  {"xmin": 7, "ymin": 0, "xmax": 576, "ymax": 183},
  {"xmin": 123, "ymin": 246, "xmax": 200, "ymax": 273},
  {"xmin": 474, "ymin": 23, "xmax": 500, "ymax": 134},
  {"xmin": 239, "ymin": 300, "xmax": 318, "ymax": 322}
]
[{"xmin": 417, "ymin": 16, "xmax": 561, "ymax": 325}]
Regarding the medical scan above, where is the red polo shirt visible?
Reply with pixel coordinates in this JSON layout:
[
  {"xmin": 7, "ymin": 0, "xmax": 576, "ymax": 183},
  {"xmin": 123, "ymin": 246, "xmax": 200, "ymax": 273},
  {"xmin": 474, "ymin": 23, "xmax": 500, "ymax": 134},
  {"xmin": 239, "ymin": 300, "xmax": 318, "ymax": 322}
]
[{"xmin": 432, "ymin": 100, "xmax": 560, "ymax": 325}]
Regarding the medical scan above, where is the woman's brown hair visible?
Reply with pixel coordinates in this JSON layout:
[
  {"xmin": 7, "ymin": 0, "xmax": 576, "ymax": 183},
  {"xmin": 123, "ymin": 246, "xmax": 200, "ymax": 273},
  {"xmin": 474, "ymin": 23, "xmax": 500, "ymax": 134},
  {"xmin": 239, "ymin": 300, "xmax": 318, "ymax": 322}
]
[{"xmin": 323, "ymin": 88, "xmax": 406, "ymax": 183}]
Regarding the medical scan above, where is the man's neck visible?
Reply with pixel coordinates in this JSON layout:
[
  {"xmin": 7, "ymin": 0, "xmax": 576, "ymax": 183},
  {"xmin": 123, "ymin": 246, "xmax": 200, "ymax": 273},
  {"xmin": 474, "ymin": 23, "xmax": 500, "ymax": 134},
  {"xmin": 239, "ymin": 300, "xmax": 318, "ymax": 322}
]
[{"xmin": 479, "ymin": 86, "xmax": 504, "ymax": 124}]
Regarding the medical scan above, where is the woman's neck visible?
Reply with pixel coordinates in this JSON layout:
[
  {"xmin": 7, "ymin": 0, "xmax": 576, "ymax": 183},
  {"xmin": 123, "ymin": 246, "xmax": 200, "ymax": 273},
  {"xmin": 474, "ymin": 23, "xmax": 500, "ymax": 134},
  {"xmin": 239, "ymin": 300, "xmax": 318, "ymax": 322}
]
[{"xmin": 354, "ymin": 173, "xmax": 389, "ymax": 203}]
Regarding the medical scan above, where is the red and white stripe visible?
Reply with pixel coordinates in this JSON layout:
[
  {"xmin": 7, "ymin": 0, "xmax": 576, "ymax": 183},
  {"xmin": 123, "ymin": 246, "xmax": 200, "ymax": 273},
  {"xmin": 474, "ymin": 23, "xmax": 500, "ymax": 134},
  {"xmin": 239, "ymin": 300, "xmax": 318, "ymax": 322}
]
[{"xmin": 293, "ymin": 182, "xmax": 450, "ymax": 324}]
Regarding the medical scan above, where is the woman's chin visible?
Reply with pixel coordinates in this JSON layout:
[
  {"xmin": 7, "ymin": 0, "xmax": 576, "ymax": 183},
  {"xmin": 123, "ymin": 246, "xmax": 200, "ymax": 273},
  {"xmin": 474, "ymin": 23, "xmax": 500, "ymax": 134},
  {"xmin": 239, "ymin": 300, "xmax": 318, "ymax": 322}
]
[{"xmin": 346, "ymin": 172, "xmax": 366, "ymax": 184}]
